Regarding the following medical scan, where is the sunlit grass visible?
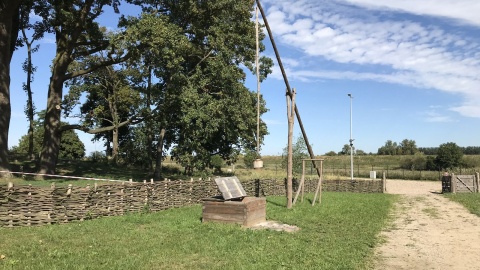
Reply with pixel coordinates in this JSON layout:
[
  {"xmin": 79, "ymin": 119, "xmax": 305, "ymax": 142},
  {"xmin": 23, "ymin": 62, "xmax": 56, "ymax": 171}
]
[
  {"xmin": 444, "ymin": 193, "xmax": 480, "ymax": 217},
  {"xmin": 0, "ymin": 192, "xmax": 396, "ymax": 270}
]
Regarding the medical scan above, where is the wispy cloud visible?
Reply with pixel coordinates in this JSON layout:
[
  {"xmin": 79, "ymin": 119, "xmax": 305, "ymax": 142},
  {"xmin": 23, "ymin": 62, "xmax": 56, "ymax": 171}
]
[
  {"xmin": 423, "ymin": 109, "xmax": 454, "ymax": 123},
  {"xmin": 261, "ymin": 0, "xmax": 480, "ymax": 118},
  {"xmin": 264, "ymin": 119, "xmax": 285, "ymax": 126},
  {"xmin": 343, "ymin": 0, "xmax": 480, "ymax": 27}
]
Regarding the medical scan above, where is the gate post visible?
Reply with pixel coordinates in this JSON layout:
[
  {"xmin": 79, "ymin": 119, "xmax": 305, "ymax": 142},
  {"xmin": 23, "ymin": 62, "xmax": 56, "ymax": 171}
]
[
  {"xmin": 476, "ymin": 172, "xmax": 480, "ymax": 193},
  {"xmin": 451, "ymin": 173, "xmax": 456, "ymax": 194}
]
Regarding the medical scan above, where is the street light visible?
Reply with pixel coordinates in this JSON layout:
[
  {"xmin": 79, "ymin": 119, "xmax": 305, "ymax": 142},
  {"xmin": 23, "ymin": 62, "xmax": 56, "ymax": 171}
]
[{"xmin": 348, "ymin": 94, "xmax": 354, "ymax": 181}]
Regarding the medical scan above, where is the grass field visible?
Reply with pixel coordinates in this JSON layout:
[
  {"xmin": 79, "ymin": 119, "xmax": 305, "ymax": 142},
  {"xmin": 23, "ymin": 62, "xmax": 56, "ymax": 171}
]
[
  {"xmin": 0, "ymin": 193, "xmax": 396, "ymax": 270},
  {"xmin": 444, "ymin": 193, "xmax": 480, "ymax": 217},
  {"xmin": 233, "ymin": 155, "xmax": 480, "ymax": 181}
]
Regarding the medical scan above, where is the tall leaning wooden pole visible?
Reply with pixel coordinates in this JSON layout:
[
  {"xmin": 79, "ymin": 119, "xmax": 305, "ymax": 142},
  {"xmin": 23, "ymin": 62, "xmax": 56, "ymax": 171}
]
[{"xmin": 255, "ymin": 0, "xmax": 322, "ymax": 178}]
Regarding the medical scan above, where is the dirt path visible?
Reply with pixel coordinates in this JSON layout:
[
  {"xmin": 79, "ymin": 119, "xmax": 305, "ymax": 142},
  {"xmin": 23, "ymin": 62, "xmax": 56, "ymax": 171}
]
[{"xmin": 374, "ymin": 180, "xmax": 480, "ymax": 270}]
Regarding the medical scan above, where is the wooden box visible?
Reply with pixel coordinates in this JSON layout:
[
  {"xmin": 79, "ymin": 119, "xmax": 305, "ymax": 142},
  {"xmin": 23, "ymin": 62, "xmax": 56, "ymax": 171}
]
[{"xmin": 202, "ymin": 196, "xmax": 266, "ymax": 227}]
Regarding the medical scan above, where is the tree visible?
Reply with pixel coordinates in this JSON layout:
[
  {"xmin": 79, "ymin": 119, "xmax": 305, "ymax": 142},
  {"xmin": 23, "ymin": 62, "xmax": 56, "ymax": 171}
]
[
  {"xmin": 243, "ymin": 149, "xmax": 258, "ymax": 169},
  {"xmin": 0, "ymin": 0, "xmax": 22, "ymax": 177},
  {"xmin": 281, "ymin": 135, "xmax": 309, "ymax": 175},
  {"xmin": 435, "ymin": 142, "xmax": 463, "ymax": 170},
  {"xmin": 400, "ymin": 152, "xmax": 427, "ymax": 171},
  {"xmin": 12, "ymin": 112, "xmax": 85, "ymax": 160},
  {"xmin": 18, "ymin": 0, "xmax": 46, "ymax": 160},
  {"xmin": 35, "ymin": 0, "xmax": 129, "ymax": 176},
  {"xmin": 325, "ymin": 151, "xmax": 337, "ymax": 156},
  {"xmin": 339, "ymin": 144, "xmax": 355, "ymax": 155},
  {"xmin": 48, "ymin": 1, "xmax": 272, "ymax": 177},
  {"xmin": 147, "ymin": 0, "xmax": 272, "ymax": 173},
  {"xmin": 377, "ymin": 140, "xmax": 398, "ymax": 155},
  {"xmin": 64, "ymin": 51, "xmax": 142, "ymax": 164},
  {"xmin": 398, "ymin": 139, "xmax": 418, "ymax": 155}
]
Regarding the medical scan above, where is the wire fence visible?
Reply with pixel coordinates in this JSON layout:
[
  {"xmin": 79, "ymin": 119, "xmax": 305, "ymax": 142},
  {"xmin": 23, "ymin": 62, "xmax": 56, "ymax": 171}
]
[{"xmin": 257, "ymin": 162, "xmax": 480, "ymax": 181}]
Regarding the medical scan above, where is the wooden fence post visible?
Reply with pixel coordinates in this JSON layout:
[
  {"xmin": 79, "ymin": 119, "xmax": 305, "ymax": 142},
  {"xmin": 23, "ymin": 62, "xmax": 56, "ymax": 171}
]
[
  {"xmin": 382, "ymin": 171, "xmax": 386, "ymax": 193},
  {"xmin": 27, "ymin": 184, "xmax": 32, "ymax": 226},
  {"xmin": 451, "ymin": 173, "xmax": 456, "ymax": 193},
  {"xmin": 189, "ymin": 178, "xmax": 194, "ymax": 204},
  {"xmin": 476, "ymin": 172, "xmax": 480, "ymax": 193}
]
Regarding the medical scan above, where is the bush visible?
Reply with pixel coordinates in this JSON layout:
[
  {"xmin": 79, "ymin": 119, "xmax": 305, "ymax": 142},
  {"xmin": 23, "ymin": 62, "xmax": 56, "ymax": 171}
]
[
  {"xmin": 243, "ymin": 150, "xmax": 259, "ymax": 169},
  {"xmin": 209, "ymin": 155, "xmax": 223, "ymax": 173},
  {"xmin": 435, "ymin": 142, "xmax": 463, "ymax": 170}
]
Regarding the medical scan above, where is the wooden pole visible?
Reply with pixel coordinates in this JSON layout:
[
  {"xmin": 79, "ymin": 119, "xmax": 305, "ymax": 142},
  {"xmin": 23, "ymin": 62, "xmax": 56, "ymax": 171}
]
[
  {"xmin": 255, "ymin": 0, "xmax": 321, "ymax": 178},
  {"xmin": 382, "ymin": 171, "xmax": 387, "ymax": 193},
  {"xmin": 293, "ymin": 159, "xmax": 305, "ymax": 205},
  {"xmin": 286, "ymin": 88, "xmax": 296, "ymax": 209},
  {"xmin": 475, "ymin": 172, "xmax": 479, "ymax": 193},
  {"xmin": 312, "ymin": 160, "xmax": 324, "ymax": 206},
  {"xmin": 451, "ymin": 173, "xmax": 456, "ymax": 193},
  {"xmin": 255, "ymin": 5, "xmax": 261, "ymax": 157}
]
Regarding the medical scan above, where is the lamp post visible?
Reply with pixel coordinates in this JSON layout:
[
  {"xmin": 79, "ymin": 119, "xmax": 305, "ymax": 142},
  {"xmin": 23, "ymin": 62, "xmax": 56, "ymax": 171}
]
[{"xmin": 348, "ymin": 94, "xmax": 354, "ymax": 181}]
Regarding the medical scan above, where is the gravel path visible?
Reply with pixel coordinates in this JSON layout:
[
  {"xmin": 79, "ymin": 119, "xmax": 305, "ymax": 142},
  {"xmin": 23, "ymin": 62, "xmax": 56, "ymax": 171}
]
[{"xmin": 374, "ymin": 180, "xmax": 480, "ymax": 270}]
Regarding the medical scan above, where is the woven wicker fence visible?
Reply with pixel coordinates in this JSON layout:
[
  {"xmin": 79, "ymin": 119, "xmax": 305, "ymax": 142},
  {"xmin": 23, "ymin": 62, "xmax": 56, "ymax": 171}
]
[{"xmin": 0, "ymin": 178, "xmax": 383, "ymax": 227}]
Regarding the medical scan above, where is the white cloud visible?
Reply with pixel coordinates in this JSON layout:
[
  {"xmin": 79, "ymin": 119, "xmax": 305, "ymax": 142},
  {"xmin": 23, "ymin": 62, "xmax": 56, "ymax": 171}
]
[
  {"xmin": 342, "ymin": 0, "xmax": 480, "ymax": 27},
  {"xmin": 261, "ymin": 0, "xmax": 480, "ymax": 118},
  {"xmin": 264, "ymin": 119, "xmax": 285, "ymax": 126}
]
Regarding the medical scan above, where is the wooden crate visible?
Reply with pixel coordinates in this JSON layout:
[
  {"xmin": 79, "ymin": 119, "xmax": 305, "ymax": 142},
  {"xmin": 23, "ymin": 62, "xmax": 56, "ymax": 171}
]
[{"xmin": 202, "ymin": 196, "xmax": 266, "ymax": 227}]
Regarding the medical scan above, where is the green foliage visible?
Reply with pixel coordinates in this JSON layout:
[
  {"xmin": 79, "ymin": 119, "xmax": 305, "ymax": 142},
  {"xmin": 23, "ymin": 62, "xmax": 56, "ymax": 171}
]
[
  {"xmin": 378, "ymin": 139, "xmax": 419, "ymax": 155},
  {"xmin": 325, "ymin": 151, "xmax": 337, "ymax": 156},
  {"xmin": 425, "ymin": 156, "xmax": 438, "ymax": 171},
  {"xmin": 88, "ymin": 151, "xmax": 106, "ymax": 162},
  {"xmin": 339, "ymin": 144, "xmax": 353, "ymax": 155},
  {"xmin": 400, "ymin": 152, "xmax": 427, "ymax": 170},
  {"xmin": 377, "ymin": 140, "xmax": 398, "ymax": 155},
  {"xmin": 209, "ymin": 155, "xmax": 223, "ymax": 173},
  {"xmin": 58, "ymin": 130, "xmax": 86, "ymax": 159},
  {"xmin": 12, "ymin": 114, "xmax": 85, "ymax": 160},
  {"xmin": 435, "ymin": 142, "xmax": 463, "ymax": 170},
  {"xmin": 282, "ymin": 135, "xmax": 310, "ymax": 175},
  {"xmin": 242, "ymin": 150, "xmax": 260, "ymax": 169}
]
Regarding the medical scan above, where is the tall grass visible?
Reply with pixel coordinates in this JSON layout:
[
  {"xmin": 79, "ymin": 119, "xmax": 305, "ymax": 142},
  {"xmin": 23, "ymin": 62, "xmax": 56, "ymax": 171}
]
[{"xmin": 0, "ymin": 192, "xmax": 396, "ymax": 270}]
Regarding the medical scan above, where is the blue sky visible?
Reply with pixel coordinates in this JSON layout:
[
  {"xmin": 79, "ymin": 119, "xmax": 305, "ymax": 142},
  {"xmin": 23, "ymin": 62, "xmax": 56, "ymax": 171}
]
[{"xmin": 8, "ymin": 0, "xmax": 480, "ymax": 156}]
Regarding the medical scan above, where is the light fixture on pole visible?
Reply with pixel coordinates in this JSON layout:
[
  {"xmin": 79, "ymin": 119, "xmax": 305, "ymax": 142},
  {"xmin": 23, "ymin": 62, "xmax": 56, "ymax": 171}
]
[{"xmin": 348, "ymin": 94, "xmax": 354, "ymax": 181}]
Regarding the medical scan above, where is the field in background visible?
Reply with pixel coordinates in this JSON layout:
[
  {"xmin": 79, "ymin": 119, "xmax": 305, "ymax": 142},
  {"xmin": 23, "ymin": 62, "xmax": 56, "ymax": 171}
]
[
  {"xmin": 3, "ymin": 155, "xmax": 480, "ymax": 185},
  {"xmin": 230, "ymin": 155, "xmax": 480, "ymax": 181}
]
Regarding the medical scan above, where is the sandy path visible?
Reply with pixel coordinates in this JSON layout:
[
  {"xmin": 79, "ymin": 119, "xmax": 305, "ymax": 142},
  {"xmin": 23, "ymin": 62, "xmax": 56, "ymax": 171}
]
[{"xmin": 374, "ymin": 180, "xmax": 480, "ymax": 270}]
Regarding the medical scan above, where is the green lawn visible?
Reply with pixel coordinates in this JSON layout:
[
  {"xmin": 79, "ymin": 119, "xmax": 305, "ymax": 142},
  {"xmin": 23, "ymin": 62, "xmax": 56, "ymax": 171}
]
[
  {"xmin": 0, "ymin": 192, "xmax": 396, "ymax": 270},
  {"xmin": 444, "ymin": 193, "xmax": 480, "ymax": 217}
]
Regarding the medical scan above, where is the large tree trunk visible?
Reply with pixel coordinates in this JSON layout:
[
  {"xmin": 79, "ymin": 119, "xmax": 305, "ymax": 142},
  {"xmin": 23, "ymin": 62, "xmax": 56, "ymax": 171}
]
[
  {"xmin": 22, "ymin": 29, "xmax": 35, "ymax": 160},
  {"xmin": 154, "ymin": 128, "xmax": 166, "ymax": 180},
  {"xmin": 145, "ymin": 67, "xmax": 153, "ymax": 172},
  {"xmin": 112, "ymin": 127, "xmax": 119, "ymax": 164},
  {"xmin": 38, "ymin": 53, "xmax": 70, "ymax": 176},
  {"xmin": 0, "ymin": 1, "xmax": 21, "ymax": 178}
]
